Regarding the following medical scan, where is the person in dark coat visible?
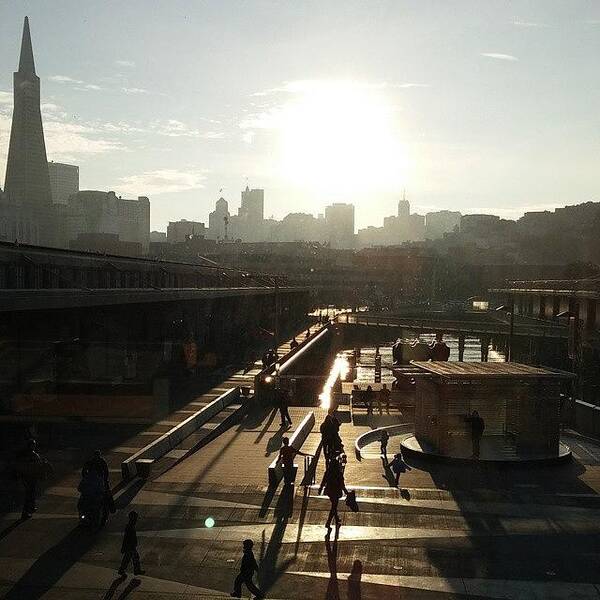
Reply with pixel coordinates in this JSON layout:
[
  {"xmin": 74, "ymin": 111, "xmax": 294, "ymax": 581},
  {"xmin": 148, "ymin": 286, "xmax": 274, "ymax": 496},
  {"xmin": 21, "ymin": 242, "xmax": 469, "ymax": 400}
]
[
  {"xmin": 84, "ymin": 450, "xmax": 113, "ymax": 526},
  {"xmin": 364, "ymin": 385, "xmax": 375, "ymax": 414},
  {"xmin": 118, "ymin": 511, "xmax": 145, "ymax": 576},
  {"xmin": 465, "ymin": 410, "xmax": 485, "ymax": 459},
  {"xmin": 389, "ymin": 451, "xmax": 411, "ymax": 488},
  {"xmin": 278, "ymin": 387, "xmax": 292, "ymax": 428},
  {"xmin": 320, "ymin": 411, "xmax": 342, "ymax": 465},
  {"xmin": 290, "ymin": 337, "xmax": 299, "ymax": 350},
  {"xmin": 319, "ymin": 454, "xmax": 349, "ymax": 533},
  {"xmin": 16, "ymin": 439, "xmax": 49, "ymax": 519},
  {"xmin": 230, "ymin": 539, "xmax": 264, "ymax": 598},
  {"xmin": 380, "ymin": 430, "xmax": 389, "ymax": 461}
]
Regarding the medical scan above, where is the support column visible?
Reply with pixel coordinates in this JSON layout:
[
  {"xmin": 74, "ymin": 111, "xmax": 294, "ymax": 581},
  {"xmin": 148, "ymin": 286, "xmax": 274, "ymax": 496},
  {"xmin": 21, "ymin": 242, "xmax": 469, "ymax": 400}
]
[{"xmin": 458, "ymin": 333, "xmax": 465, "ymax": 362}]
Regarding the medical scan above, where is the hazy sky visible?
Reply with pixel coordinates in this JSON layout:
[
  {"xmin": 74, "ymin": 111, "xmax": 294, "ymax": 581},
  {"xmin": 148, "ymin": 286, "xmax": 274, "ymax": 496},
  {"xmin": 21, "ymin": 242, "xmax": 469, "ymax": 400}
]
[{"xmin": 1, "ymin": 1, "xmax": 600, "ymax": 231}]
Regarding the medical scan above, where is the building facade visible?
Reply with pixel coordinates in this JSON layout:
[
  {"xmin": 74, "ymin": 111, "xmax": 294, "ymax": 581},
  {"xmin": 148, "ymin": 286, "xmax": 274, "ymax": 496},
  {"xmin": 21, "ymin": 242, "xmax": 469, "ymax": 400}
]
[
  {"xmin": 48, "ymin": 161, "xmax": 79, "ymax": 205},
  {"xmin": 167, "ymin": 219, "xmax": 206, "ymax": 244},
  {"xmin": 325, "ymin": 203, "xmax": 355, "ymax": 249}
]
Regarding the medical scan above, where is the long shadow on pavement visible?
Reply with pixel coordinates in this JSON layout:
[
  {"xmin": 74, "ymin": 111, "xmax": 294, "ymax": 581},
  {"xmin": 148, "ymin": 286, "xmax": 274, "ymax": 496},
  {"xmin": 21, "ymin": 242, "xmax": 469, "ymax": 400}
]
[{"xmin": 3, "ymin": 525, "xmax": 98, "ymax": 600}]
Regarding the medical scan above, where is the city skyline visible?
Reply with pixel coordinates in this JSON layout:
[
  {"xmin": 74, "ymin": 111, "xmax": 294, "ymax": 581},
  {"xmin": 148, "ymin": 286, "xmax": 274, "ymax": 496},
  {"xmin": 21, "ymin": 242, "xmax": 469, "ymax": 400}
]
[{"xmin": 2, "ymin": 2, "xmax": 600, "ymax": 231}]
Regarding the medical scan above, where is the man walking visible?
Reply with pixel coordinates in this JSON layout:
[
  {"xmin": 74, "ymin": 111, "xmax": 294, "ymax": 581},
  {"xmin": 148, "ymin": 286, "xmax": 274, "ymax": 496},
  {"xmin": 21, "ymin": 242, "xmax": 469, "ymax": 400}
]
[
  {"xmin": 230, "ymin": 539, "xmax": 264, "ymax": 599},
  {"xmin": 278, "ymin": 387, "xmax": 292, "ymax": 428},
  {"xmin": 118, "ymin": 511, "xmax": 145, "ymax": 576},
  {"xmin": 465, "ymin": 410, "xmax": 485, "ymax": 459}
]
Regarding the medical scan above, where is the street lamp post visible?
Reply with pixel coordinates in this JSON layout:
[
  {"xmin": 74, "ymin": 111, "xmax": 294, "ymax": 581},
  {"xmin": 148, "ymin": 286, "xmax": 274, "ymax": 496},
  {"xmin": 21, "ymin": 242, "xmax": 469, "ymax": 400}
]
[{"xmin": 495, "ymin": 296, "xmax": 515, "ymax": 362}]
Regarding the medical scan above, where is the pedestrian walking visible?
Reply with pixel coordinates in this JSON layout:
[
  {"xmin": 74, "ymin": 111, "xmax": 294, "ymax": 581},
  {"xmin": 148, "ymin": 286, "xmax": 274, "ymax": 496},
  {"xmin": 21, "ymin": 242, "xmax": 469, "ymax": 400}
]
[
  {"xmin": 389, "ymin": 452, "xmax": 411, "ymax": 488},
  {"xmin": 15, "ymin": 439, "xmax": 50, "ymax": 519},
  {"xmin": 318, "ymin": 454, "xmax": 349, "ymax": 534},
  {"xmin": 465, "ymin": 410, "xmax": 485, "ymax": 459},
  {"xmin": 320, "ymin": 410, "xmax": 341, "ymax": 465},
  {"xmin": 378, "ymin": 383, "xmax": 391, "ymax": 414},
  {"xmin": 290, "ymin": 337, "xmax": 299, "ymax": 350},
  {"xmin": 380, "ymin": 430, "xmax": 389, "ymax": 461},
  {"xmin": 118, "ymin": 511, "xmax": 145, "ymax": 576},
  {"xmin": 230, "ymin": 539, "xmax": 264, "ymax": 599},
  {"xmin": 364, "ymin": 385, "xmax": 375, "ymax": 414},
  {"xmin": 278, "ymin": 387, "xmax": 292, "ymax": 428},
  {"xmin": 278, "ymin": 437, "xmax": 311, "ymax": 486}
]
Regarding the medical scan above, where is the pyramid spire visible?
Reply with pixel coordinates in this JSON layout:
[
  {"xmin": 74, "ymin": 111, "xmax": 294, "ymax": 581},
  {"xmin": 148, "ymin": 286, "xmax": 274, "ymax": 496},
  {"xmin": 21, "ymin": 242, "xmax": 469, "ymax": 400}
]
[{"xmin": 18, "ymin": 16, "xmax": 36, "ymax": 74}]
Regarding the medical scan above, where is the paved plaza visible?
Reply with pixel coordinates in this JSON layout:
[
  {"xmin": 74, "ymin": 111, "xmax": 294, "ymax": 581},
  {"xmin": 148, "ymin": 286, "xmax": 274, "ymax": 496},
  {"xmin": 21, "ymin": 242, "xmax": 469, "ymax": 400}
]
[
  {"xmin": 3, "ymin": 397, "xmax": 600, "ymax": 599},
  {"xmin": 3, "ymin": 331, "xmax": 600, "ymax": 598}
]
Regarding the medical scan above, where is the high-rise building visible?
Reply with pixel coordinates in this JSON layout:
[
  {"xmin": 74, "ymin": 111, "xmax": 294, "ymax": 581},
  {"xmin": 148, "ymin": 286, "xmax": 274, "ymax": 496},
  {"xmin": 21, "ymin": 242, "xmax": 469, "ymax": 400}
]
[
  {"xmin": 208, "ymin": 197, "xmax": 230, "ymax": 240},
  {"xmin": 239, "ymin": 186, "xmax": 264, "ymax": 222},
  {"xmin": 167, "ymin": 219, "xmax": 206, "ymax": 243},
  {"xmin": 398, "ymin": 190, "xmax": 410, "ymax": 219},
  {"xmin": 2, "ymin": 17, "xmax": 56, "ymax": 246},
  {"xmin": 325, "ymin": 203, "xmax": 355, "ymax": 249},
  {"xmin": 61, "ymin": 191, "xmax": 150, "ymax": 252},
  {"xmin": 48, "ymin": 161, "xmax": 79, "ymax": 205}
]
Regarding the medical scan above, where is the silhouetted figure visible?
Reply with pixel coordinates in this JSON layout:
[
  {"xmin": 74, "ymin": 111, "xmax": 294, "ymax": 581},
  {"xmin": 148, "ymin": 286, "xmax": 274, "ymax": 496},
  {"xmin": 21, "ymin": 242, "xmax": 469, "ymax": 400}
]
[
  {"xmin": 305, "ymin": 329, "xmax": 310, "ymax": 340},
  {"xmin": 380, "ymin": 430, "xmax": 389, "ymax": 460},
  {"xmin": 230, "ymin": 539, "xmax": 264, "ymax": 599},
  {"xmin": 278, "ymin": 387, "xmax": 292, "ymax": 428},
  {"xmin": 389, "ymin": 452, "xmax": 411, "ymax": 488},
  {"xmin": 364, "ymin": 385, "xmax": 374, "ymax": 414},
  {"xmin": 319, "ymin": 454, "xmax": 348, "ymax": 533},
  {"xmin": 278, "ymin": 437, "xmax": 311, "ymax": 486},
  {"xmin": 465, "ymin": 410, "xmax": 485, "ymax": 459},
  {"xmin": 378, "ymin": 383, "xmax": 391, "ymax": 414},
  {"xmin": 320, "ymin": 410, "xmax": 342, "ymax": 465},
  {"xmin": 78, "ymin": 467, "xmax": 104, "ymax": 528},
  {"xmin": 261, "ymin": 350, "xmax": 270, "ymax": 370},
  {"xmin": 290, "ymin": 337, "xmax": 299, "ymax": 350},
  {"xmin": 15, "ymin": 439, "xmax": 49, "ymax": 519},
  {"xmin": 325, "ymin": 534, "xmax": 340, "ymax": 600},
  {"xmin": 118, "ymin": 511, "xmax": 145, "ymax": 576},
  {"xmin": 83, "ymin": 449, "xmax": 113, "ymax": 526}
]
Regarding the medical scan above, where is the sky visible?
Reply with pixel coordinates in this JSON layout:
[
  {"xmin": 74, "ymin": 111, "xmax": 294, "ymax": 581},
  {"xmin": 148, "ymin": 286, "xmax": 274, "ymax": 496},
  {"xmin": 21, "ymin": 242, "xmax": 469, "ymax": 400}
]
[{"xmin": 1, "ymin": 1, "xmax": 600, "ymax": 232}]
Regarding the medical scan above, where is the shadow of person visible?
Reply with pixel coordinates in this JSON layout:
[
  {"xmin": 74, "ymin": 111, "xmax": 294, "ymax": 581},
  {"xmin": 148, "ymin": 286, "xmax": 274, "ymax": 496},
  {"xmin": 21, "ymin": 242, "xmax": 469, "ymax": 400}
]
[
  {"xmin": 0, "ymin": 518, "xmax": 25, "ymax": 542},
  {"xmin": 116, "ymin": 577, "xmax": 141, "ymax": 599},
  {"xmin": 3, "ymin": 525, "xmax": 98, "ymax": 599},
  {"xmin": 103, "ymin": 574, "xmax": 127, "ymax": 600},
  {"xmin": 265, "ymin": 427, "xmax": 285, "ymax": 456},
  {"xmin": 325, "ymin": 531, "xmax": 340, "ymax": 600},
  {"xmin": 347, "ymin": 559, "xmax": 362, "ymax": 600},
  {"xmin": 380, "ymin": 456, "xmax": 396, "ymax": 488},
  {"xmin": 400, "ymin": 488, "xmax": 411, "ymax": 501}
]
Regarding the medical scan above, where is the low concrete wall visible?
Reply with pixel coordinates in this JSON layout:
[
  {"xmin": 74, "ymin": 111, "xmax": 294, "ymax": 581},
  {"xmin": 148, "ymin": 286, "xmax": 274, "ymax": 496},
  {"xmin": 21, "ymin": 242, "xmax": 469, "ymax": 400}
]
[
  {"xmin": 122, "ymin": 386, "xmax": 241, "ymax": 479},
  {"xmin": 574, "ymin": 400, "xmax": 600, "ymax": 439},
  {"xmin": 268, "ymin": 411, "xmax": 315, "ymax": 486},
  {"xmin": 254, "ymin": 326, "xmax": 330, "ymax": 400},
  {"xmin": 354, "ymin": 423, "xmax": 413, "ymax": 461}
]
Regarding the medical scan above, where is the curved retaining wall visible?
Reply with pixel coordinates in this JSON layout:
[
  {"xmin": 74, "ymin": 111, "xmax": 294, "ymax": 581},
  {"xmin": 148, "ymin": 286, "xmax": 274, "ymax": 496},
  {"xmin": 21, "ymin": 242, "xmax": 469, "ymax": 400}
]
[{"xmin": 354, "ymin": 423, "xmax": 414, "ymax": 461}]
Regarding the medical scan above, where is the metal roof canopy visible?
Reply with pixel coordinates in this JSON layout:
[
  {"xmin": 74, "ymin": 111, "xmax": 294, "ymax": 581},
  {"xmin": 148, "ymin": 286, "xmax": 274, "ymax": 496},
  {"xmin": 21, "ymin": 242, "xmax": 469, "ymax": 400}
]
[{"xmin": 410, "ymin": 361, "xmax": 575, "ymax": 380}]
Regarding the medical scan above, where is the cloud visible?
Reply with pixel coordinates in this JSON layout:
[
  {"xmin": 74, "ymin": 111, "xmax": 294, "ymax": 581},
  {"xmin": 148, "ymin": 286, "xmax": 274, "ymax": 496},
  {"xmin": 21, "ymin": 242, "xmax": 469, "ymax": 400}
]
[
  {"xmin": 251, "ymin": 79, "xmax": 429, "ymax": 97},
  {"xmin": 117, "ymin": 169, "xmax": 206, "ymax": 196},
  {"xmin": 115, "ymin": 60, "xmax": 135, "ymax": 68},
  {"xmin": 48, "ymin": 74, "xmax": 83, "ymax": 84},
  {"xmin": 481, "ymin": 53, "xmax": 519, "ymax": 61},
  {"xmin": 242, "ymin": 130, "xmax": 255, "ymax": 144},
  {"xmin": 512, "ymin": 20, "xmax": 549, "ymax": 28},
  {"xmin": 121, "ymin": 86, "xmax": 151, "ymax": 95},
  {"xmin": 49, "ymin": 75, "xmax": 104, "ymax": 92},
  {"xmin": 0, "ymin": 91, "xmax": 11, "ymax": 105}
]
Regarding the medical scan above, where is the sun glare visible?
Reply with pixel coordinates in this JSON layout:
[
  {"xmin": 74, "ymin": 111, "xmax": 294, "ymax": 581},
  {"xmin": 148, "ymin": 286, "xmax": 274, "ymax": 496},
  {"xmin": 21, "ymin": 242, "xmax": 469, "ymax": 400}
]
[{"xmin": 278, "ymin": 81, "xmax": 407, "ymax": 194}]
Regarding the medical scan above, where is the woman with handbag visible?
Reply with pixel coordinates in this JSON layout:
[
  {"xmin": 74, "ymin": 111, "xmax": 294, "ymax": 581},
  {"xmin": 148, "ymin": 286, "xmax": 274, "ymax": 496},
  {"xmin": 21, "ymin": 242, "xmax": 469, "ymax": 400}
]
[{"xmin": 318, "ymin": 453, "xmax": 348, "ymax": 533}]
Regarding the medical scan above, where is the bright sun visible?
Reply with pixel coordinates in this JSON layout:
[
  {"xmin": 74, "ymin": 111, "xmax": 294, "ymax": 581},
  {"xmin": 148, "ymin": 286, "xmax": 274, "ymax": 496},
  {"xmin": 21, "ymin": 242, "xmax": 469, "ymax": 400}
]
[{"xmin": 278, "ymin": 81, "xmax": 408, "ymax": 195}]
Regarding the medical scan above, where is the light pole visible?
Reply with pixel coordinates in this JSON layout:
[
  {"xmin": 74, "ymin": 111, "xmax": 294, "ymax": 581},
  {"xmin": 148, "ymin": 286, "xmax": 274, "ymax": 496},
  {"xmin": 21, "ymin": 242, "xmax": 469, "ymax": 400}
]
[{"xmin": 495, "ymin": 296, "xmax": 515, "ymax": 362}]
